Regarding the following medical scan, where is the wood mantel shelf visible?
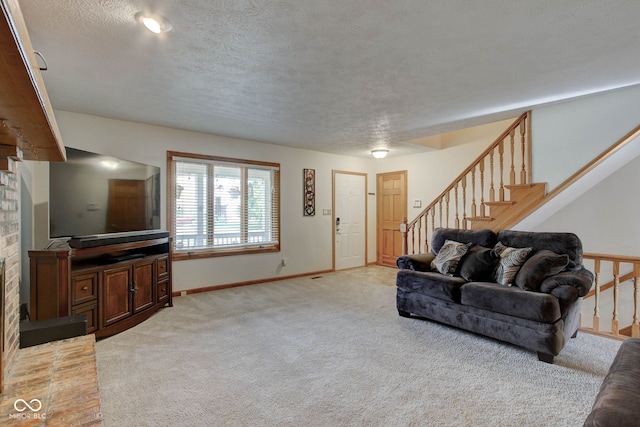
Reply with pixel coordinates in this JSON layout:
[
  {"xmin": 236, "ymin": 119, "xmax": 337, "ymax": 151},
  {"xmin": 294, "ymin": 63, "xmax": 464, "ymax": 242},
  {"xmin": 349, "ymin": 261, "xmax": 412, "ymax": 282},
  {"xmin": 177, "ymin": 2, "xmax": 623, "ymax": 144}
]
[{"xmin": 0, "ymin": 0, "xmax": 65, "ymax": 162}]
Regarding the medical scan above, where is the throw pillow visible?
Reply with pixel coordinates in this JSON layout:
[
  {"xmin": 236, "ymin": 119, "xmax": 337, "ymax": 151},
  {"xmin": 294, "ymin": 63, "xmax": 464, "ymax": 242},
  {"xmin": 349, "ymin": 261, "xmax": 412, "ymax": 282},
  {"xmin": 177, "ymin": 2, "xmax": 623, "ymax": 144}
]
[
  {"xmin": 514, "ymin": 249, "xmax": 570, "ymax": 291},
  {"xmin": 458, "ymin": 245, "xmax": 500, "ymax": 281},
  {"xmin": 431, "ymin": 240, "xmax": 473, "ymax": 276},
  {"xmin": 493, "ymin": 241, "xmax": 533, "ymax": 286}
]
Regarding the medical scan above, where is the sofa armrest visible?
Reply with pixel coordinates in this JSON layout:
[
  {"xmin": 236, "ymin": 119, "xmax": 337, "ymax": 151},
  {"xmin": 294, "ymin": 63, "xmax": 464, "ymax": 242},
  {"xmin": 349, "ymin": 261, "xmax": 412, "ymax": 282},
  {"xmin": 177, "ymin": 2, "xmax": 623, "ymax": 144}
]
[
  {"xmin": 539, "ymin": 267, "xmax": 594, "ymax": 298},
  {"xmin": 396, "ymin": 253, "xmax": 436, "ymax": 271}
]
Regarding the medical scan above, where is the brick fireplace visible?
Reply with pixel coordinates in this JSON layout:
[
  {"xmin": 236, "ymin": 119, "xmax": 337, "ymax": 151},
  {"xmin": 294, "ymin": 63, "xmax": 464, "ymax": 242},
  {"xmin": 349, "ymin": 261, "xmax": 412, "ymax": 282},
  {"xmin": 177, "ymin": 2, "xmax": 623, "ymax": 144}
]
[{"xmin": 1, "ymin": 169, "xmax": 20, "ymax": 391}]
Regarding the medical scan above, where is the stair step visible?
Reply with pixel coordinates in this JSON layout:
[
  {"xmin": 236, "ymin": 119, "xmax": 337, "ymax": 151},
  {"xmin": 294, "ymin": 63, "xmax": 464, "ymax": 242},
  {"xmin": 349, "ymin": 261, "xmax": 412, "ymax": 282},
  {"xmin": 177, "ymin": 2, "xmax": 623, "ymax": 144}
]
[
  {"xmin": 504, "ymin": 183, "xmax": 546, "ymax": 200},
  {"xmin": 484, "ymin": 201, "xmax": 515, "ymax": 207},
  {"xmin": 466, "ymin": 216, "xmax": 494, "ymax": 229},
  {"xmin": 465, "ymin": 182, "xmax": 548, "ymax": 230},
  {"xmin": 491, "ymin": 187, "xmax": 547, "ymax": 229},
  {"xmin": 467, "ymin": 216, "xmax": 493, "ymax": 222},
  {"xmin": 483, "ymin": 200, "xmax": 516, "ymax": 219}
]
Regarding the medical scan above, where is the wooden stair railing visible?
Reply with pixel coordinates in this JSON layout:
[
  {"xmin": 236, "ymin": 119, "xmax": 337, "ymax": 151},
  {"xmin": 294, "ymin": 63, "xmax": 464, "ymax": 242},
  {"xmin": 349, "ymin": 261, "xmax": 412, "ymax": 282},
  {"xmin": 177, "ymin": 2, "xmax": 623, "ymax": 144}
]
[
  {"xmin": 581, "ymin": 253, "xmax": 640, "ymax": 339},
  {"xmin": 401, "ymin": 111, "xmax": 536, "ymax": 255}
]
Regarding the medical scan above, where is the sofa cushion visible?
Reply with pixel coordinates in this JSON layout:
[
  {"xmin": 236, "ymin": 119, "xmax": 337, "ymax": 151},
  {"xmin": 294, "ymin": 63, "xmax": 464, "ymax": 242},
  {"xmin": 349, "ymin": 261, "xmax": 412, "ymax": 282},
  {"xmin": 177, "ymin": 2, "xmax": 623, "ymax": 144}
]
[
  {"xmin": 461, "ymin": 282, "xmax": 561, "ymax": 323},
  {"xmin": 396, "ymin": 270, "xmax": 467, "ymax": 303},
  {"xmin": 396, "ymin": 253, "xmax": 436, "ymax": 271},
  {"xmin": 496, "ymin": 229, "xmax": 583, "ymax": 269},
  {"xmin": 431, "ymin": 240, "xmax": 472, "ymax": 276},
  {"xmin": 459, "ymin": 245, "xmax": 500, "ymax": 282},
  {"xmin": 493, "ymin": 242, "xmax": 533, "ymax": 286},
  {"xmin": 431, "ymin": 228, "xmax": 497, "ymax": 255},
  {"xmin": 515, "ymin": 250, "xmax": 570, "ymax": 292}
]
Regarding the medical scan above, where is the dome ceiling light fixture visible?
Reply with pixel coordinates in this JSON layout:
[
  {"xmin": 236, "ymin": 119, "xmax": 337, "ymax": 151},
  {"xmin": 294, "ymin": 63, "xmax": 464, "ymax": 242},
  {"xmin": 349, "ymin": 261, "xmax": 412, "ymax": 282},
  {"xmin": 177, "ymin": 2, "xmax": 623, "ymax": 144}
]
[
  {"xmin": 135, "ymin": 12, "xmax": 173, "ymax": 34},
  {"xmin": 371, "ymin": 149, "xmax": 389, "ymax": 159}
]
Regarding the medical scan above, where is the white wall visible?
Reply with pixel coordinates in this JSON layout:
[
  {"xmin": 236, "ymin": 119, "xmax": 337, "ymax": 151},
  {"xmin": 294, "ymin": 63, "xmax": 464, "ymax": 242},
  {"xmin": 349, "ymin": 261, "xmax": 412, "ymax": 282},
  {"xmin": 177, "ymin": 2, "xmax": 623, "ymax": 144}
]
[
  {"xmin": 527, "ymin": 84, "xmax": 640, "ymax": 255},
  {"xmin": 37, "ymin": 111, "xmax": 375, "ymax": 292},
  {"xmin": 531, "ymin": 154, "xmax": 640, "ymax": 255},
  {"xmin": 532, "ymin": 84, "xmax": 640, "ymax": 190}
]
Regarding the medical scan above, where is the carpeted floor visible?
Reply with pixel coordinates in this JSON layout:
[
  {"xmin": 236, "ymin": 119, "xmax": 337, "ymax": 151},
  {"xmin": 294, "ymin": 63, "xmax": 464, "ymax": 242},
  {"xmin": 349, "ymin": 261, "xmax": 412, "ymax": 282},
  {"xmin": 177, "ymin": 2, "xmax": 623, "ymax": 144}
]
[{"xmin": 95, "ymin": 266, "xmax": 620, "ymax": 427}]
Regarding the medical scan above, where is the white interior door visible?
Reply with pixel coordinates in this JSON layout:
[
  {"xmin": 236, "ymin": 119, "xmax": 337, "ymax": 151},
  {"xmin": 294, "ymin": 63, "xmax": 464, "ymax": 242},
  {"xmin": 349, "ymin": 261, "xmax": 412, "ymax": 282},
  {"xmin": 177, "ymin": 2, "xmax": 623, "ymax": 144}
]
[{"xmin": 334, "ymin": 172, "xmax": 366, "ymax": 270}]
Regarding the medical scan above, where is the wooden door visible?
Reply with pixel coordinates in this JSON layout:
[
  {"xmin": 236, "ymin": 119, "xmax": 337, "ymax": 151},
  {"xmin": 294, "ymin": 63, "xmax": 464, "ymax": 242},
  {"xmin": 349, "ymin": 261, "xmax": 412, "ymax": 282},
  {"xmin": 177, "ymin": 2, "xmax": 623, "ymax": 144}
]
[
  {"xmin": 102, "ymin": 265, "xmax": 132, "ymax": 327},
  {"xmin": 376, "ymin": 171, "xmax": 407, "ymax": 267},
  {"xmin": 132, "ymin": 259, "xmax": 155, "ymax": 313},
  {"xmin": 334, "ymin": 172, "xmax": 367, "ymax": 270},
  {"xmin": 106, "ymin": 179, "xmax": 146, "ymax": 232}
]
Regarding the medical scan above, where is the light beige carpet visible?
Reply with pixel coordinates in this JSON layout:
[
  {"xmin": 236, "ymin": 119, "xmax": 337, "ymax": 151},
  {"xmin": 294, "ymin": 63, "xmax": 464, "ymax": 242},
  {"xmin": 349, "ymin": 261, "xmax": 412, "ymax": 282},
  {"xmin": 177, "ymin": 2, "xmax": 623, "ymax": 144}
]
[{"xmin": 95, "ymin": 266, "xmax": 620, "ymax": 427}]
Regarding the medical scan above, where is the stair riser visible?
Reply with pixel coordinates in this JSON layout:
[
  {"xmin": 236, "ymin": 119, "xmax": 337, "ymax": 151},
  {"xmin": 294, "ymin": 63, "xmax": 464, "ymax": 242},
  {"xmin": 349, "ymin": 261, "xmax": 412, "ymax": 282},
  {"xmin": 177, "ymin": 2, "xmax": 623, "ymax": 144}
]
[{"xmin": 467, "ymin": 183, "xmax": 546, "ymax": 230}]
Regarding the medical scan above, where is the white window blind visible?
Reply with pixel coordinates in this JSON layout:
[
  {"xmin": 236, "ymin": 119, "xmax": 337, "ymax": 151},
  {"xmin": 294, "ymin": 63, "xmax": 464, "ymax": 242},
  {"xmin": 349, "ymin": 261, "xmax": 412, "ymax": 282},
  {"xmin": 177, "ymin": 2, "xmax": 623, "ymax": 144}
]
[{"xmin": 172, "ymin": 155, "xmax": 280, "ymax": 254}]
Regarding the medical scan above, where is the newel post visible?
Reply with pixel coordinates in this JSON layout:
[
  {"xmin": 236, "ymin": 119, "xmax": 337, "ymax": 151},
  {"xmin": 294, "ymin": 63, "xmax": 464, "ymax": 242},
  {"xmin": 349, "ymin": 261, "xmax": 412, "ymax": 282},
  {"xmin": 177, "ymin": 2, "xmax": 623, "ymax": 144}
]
[{"xmin": 401, "ymin": 217, "xmax": 408, "ymax": 256}]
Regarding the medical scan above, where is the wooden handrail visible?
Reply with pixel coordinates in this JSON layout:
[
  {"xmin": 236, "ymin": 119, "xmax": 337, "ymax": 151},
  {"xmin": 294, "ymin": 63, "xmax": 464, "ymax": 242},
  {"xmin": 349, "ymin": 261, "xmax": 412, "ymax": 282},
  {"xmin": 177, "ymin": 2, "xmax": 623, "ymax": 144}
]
[
  {"xmin": 581, "ymin": 253, "xmax": 640, "ymax": 339},
  {"xmin": 402, "ymin": 112, "xmax": 531, "ymax": 255},
  {"xmin": 583, "ymin": 252, "xmax": 640, "ymax": 263},
  {"xmin": 407, "ymin": 111, "xmax": 529, "ymax": 228}
]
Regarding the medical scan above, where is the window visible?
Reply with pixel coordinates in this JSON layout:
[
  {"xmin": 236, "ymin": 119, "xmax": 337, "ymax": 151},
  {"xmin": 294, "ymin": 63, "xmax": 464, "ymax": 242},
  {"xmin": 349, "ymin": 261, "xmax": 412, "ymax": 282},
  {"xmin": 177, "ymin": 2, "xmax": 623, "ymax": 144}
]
[{"xmin": 167, "ymin": 151, "xmax": 280, "ymax": 259}]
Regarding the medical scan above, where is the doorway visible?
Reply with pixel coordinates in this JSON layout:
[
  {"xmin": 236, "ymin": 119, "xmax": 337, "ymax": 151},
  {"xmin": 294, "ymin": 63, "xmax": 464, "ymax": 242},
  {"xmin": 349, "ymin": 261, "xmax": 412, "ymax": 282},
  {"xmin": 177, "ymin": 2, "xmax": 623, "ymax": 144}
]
[
  {"xmin": 376, "ymin": 171, "xmax": 407, "ymax": 267},
  {"xmin": 333, "ymin": 171, "xmax": 367, "ymax": 271}
]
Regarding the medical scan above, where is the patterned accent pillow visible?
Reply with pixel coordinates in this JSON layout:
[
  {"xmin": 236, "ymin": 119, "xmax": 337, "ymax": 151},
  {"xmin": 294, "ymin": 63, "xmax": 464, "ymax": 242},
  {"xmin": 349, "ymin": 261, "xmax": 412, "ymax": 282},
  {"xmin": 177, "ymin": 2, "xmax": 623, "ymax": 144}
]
[
  {"xmin": 493, "ymin": 241, "xmax": 533, "ymax": 286},
  {"xmin": 431, "ymin": 240, "xmax": 473, "ymax": 276}
]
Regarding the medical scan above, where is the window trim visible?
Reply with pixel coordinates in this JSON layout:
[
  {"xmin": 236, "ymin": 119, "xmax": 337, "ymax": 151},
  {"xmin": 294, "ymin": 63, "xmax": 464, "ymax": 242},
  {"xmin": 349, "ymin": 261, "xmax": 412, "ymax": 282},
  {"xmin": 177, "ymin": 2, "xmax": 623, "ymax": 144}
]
[{"xmin": 167, "ymin": 150, "xmax": 280, "ymax": 260}]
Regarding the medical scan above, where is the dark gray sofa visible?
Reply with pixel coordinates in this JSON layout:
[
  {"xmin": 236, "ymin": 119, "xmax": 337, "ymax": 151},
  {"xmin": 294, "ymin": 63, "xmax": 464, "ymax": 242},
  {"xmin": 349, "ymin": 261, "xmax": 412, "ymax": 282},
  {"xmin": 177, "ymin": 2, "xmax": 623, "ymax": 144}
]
[
  {"xmin": 584, "ymin": 338, "xmax": 640, "ymax": 426},
  {"xmin": 396, "ymin": 228, "xmax": 593, "ymax": 363}
]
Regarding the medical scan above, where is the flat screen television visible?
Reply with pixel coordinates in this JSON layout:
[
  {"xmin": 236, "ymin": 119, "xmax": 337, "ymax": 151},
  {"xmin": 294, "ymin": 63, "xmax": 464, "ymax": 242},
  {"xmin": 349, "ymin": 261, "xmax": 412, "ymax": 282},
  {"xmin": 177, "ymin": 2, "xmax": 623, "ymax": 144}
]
[{"xmin": 49, "ymin": 147, "xmax": 161, "ymax": 238}]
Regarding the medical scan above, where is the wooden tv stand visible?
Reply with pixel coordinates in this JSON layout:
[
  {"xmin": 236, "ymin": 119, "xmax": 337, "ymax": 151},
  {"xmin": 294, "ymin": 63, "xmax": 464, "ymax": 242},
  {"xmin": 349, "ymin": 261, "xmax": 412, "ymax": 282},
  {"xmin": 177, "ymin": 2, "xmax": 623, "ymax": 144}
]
[{"xmin": 29, "ymin": 232, "xmax": 172, "ymax": 338}]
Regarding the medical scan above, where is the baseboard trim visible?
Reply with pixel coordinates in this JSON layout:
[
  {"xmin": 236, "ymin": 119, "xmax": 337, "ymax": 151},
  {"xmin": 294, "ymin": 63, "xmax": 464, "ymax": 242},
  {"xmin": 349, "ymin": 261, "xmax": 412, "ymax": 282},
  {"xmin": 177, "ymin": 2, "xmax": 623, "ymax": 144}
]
[{"xmin": 172, "ymin": 269, "xmax": 334, "ymax": 297}]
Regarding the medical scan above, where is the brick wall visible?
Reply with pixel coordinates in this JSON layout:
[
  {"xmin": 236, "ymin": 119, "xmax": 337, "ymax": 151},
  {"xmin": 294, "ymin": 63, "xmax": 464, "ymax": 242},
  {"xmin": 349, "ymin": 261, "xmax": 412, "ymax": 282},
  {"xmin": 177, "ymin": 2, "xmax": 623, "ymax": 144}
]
[{"xmin": 1, "ymin": 169, "xmax": 20, "ymax": 385}]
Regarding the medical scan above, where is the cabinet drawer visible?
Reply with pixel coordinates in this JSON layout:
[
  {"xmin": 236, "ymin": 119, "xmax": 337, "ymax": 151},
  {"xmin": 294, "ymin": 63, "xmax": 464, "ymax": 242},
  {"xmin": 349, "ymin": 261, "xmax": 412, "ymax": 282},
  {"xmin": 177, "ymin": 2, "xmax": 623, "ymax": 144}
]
[
  {"xmin": 71, "ymin": 272, "xmax": 98, "ymax": 305},
  {"xmin": 72, "ymin": 302, "xmax": 98, "ymax": 334},
  {"xmin": 157, "ymin": 279, "xmax": 169, "ymax": 304},
  {"xmin": 157, "ymin": 256, "xmax": 169, "ymax": 278}
]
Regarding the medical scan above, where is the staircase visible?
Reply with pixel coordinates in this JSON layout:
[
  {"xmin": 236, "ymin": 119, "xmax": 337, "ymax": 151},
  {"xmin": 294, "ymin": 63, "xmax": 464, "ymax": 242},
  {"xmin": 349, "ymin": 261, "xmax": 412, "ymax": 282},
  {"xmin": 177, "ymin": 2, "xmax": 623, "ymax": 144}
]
[
  {"xmin": 402, "ymin": 112, "xmax": 549, "ymax": 255},
  {"xmin": 401, "ymin": 113, "xmax": 640, "ymax": 340}
]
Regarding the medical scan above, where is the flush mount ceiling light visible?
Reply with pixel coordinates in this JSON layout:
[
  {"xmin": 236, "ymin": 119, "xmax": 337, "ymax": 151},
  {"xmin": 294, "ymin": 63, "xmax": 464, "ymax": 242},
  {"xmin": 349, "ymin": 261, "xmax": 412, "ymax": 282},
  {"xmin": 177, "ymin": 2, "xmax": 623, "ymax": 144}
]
[
  {"xmin": 371, "ymin": 149, "xmax": 389, "ymax": 159},
  {"xmin": 135, "ymin": 12, "xmax": 173, "ymax": 34}
]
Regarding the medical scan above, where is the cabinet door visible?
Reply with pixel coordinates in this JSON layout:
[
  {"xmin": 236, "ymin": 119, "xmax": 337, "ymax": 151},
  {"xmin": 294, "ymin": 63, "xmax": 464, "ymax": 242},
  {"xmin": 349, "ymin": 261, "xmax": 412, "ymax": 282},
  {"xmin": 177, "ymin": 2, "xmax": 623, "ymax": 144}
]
[
  {"xmin": 102, "ymin": 265, "xmax": 132, "ymax": 327},
  {"xmin": 133, "ymin": 259, "xmax": 155, "ymax": 313}
]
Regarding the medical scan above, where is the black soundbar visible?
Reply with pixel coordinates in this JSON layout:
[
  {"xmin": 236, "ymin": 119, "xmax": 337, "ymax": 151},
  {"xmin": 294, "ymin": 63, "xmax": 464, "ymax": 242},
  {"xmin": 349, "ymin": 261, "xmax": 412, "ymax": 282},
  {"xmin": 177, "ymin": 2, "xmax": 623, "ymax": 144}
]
[{"xmin": 68, "ymin": 230, "xmax": 170, "ymax": 249}]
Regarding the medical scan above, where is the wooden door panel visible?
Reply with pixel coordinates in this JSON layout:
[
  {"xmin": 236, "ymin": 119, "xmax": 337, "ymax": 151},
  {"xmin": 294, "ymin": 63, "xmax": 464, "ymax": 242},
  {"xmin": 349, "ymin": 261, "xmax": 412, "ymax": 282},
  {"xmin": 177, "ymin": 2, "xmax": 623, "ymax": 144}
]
[
  {"xmin": 102, "ymin": 265, "xmax": 132, "ymax": 327},
  {"xmin": 377, "ymin": 171, "xmax": 407, "ymax": 267},
  {"xmin": 393, "ymin": 230, "xmax": 403, "ymax": 257},
  {"xmin": 133, "ymin": 260, "xmax": 155, "ymax": 313}
]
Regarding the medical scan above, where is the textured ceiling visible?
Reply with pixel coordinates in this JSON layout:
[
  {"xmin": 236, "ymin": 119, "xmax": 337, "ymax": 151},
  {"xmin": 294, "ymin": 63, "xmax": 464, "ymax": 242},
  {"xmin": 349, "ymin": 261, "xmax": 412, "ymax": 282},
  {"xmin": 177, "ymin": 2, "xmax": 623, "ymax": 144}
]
[{"xmin": 18, "ymin": 0, "xmax": 640, "ymax": 158}]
